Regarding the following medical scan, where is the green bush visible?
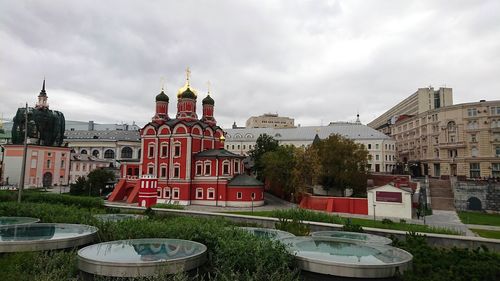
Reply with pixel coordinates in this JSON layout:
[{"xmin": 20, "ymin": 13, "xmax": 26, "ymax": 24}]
[
  {"xmin": 0, "ymin": 190, "xmax": 103, "ymax": 208},
  {"xmin": 342, "ymin": 219, "xmax": 364, "ymax": 233},
  {"xmin": 152, "ymin": 202, "xmax": 185, "ymax": 210},
  {"xmin": 275, "ymin": 217, "xmax": 310, "ymax": 236},
  {"xmin": 382, "ymin": 218, "xmax": 394, "ymax": 224},
  {"xmin": 0, "ymin": 202, "xmax": 100, "ymax": 224}
]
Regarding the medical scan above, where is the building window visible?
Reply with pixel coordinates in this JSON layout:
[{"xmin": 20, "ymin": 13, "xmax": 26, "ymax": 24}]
[
  {"xmin": 148, "ymin": 165, "xmax": 154, "ymax": 175},
  {"xmin": 31, "ymin": 159, "xmax": 37, "ymax": 168},
  {"xmin": 470, "ymin": 163, "xmax": 480, "ymax": 178},
  {"xmin": 237, "ymin": 192, "xmax": 242, "ymax": 199},
  {"xmin": 157, "ymin": 188, "xmax": 162, "ymax": 197},
  {"xmin": 207, "ymin": 188, "xmax": 215, "ymax": 199},
  {"xmin": 490, "ymin": 106, "xmax": 500, "ymax": 116},
  {"xmin": 492, "ymin": 163, "xmax": 500, "ymax": 178},
  {"xmin": 222, "ymin": 161, "xmax": 230, "ymax": 175},
  {"xmin": 471, "ymin": 134, "xmax": 477, "ymax": 143},
  {"xmin": 375, "ymin": 144, "xmax": 379, "ymax": 149},
  {"xmin": 148, "ymin": 144, "xmax": 155, "ymax": 158},
  {"xmin": 375, "ymin": 155, "xmax": 379, "ymax": 161},
  {"xmin": 468, "ymin": 108, "xmax": 477, "ymax": 117},
  {"xmin": 164, "ymin": 187, "xmax": 170, "ymax": 198},
  {"xmin": 60, "ymin": 160, "xmax": 65, "ymax": 168},
  {"xmin": 46, "ymin": 160, "xmax": 51, "ymax": 169},
  {"xmin": 104, "ymin": 149, "xmax": 115, "ymax": 159},
  {"xmin": 196, "ymin": 162, "xmax": 203, "ymax": 176},
  {"xmin": 196, "ymin": 188, "xmax": 203, "ymax": 199},
  {"xmin": 204, "ymin": 162, "xmax": 211, "ymax": 175},
  {"xmin": 160, "ymin": 143, "xmax": 168, "ymax": 158},
  {"xmin": 173, "ymin": 188, "xmax": 179, "ymax": 199},
  {"xmin": 471, "ymin": 147, "xmax": 479, "ymax": 157},
  {"xmin": 160, "ymin": 166, "xmax": 167, "ymax": 178},
  {"xmin": 174, "ymin": 144, "xmax": 181, "ymax": 157},
  {"xmin": 121, "ymin": 147, "xmax": 132, "ymax": 158},
  {"xmin": 496, "ymin": 146, "xmax": 500, "ymax": 157},
  {"xmin": 368, "ymin": 144, "xmax": 371, "ymax": 149},
  {"xmin": 92, "ymin": 150, "xmax": 100, "ymax": 158},
  {"xmin": 234, "ymin": 160, "xmax": 240, "ymax": 174},
  {"xmin": 81, "ymin": 149, "xmax": 87, "ymax": 155},
  {"xmin": 251, "ymin": 192, "xmax": 255, "ymax": 199},
  {"xmin": 173, "ymin": 166, "xmax": 180, "ymax": 178}
]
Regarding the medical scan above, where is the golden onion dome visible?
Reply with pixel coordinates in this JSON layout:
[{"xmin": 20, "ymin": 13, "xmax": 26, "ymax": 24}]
[{"xmin": 177, "ymin": 81, "xmax": 198, "ymax": 99}]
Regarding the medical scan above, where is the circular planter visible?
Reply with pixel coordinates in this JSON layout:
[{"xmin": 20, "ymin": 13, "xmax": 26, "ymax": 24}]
[
  {"xmin": 311, "ymin": 231, "xmax": 392, "ymax": 245},
  {"xmin": 281, "ymin": 236, "xmax": 413, "ymax": 278},
  {"xmin": 0, "ymin": 216, "xmax": 40, "ymax": 227},
  {"xmin": 0, "ymin": 223, "xmax": 98, "ymax": 252},
  {"xmin": 240, "ymin": 227, "xmax": 295, "ymax": 240},
  {"xmin": 78, "ymin": 238, "xmax": 207, "ymax": 277}
]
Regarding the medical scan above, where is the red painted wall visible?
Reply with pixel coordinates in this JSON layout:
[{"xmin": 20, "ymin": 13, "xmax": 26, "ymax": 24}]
[{"xmin": 299, "ymin": 193, "xmax": 368, "ymax": 215}]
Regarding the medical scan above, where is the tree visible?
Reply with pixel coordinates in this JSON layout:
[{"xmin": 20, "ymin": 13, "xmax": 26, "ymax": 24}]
[
  {"xmin": 248, "ymin": 134, "xmax": 279, "ymax": 180},
  {"xmin": 69, "ymin": 169, "xmax": 115, "ymax": 197},
  {"xmin": 316, "ymin": 134, "xmax": 369, "ymax": 196},
  {"xmin": 69, "ymin": 176, "xmax": 87, "ymax": 196},
  {"xmin": 261, "ymin": 145, "xmax": 297, "ymax": 197}
]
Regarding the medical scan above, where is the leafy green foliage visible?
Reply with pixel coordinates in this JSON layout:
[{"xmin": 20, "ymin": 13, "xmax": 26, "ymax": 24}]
[
  {"xmin": 398, "ymin": 232, "xmax": 500, "ymax": 281},
  {"xmin": 275, "ymin": 217, "xmax": 311, "ymax": 236},
  {"xmin": 470, "ymin": 228, "xmax": 500, "ymax": 239},
  {"xmin": 342, "ymin": 219, "xmax": 364, "ymax": 232},
  {"xmin": 316, "ymin": 134, "xmax": 369, "ymax": 195},
  {"xmin": 248, "ymin": 134, "xmax": 279, "ymax": 180},
  {"xmin": 152, "ymin": 202, "xmax": 185, "ymax": 210},
  {"xmin": 70, "ymin": 169, "xmax": 115, "ymax": 197},
  {"xmin": 0, "ymin": 190, "xmax": 103, "ymax": 208},
  {"xmin": 0, "ymin": 202, "xmax": 100, "ymax": 224}
]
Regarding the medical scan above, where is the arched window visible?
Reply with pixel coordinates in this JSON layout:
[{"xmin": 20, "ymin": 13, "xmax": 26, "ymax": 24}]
[
  {"xmin": 104, "ymin": 149, "xmax": 115, "ymax": 159},
  {"xmin": 81, "ymin": 149, "xmax": 87, "ymax": 155},
  {"xmin": 121, "ymin": 147, "xmax": 133, "ymax": 158},
  {"xmin": 92, "ymin": 150, "xmax": 100, "ymax": 158},
  {"xmin": 222, "ymin": 160, "xmax": 230, "ymax": 175},
  {"xmin": 447, "ymin": 121, "xmax": 456, "ymax": 132}
]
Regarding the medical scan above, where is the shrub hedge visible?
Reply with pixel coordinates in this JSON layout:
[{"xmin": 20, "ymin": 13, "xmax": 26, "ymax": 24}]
[{"xmin": 0, "ymin": 190, "xmax": 104, "ymax": 209}]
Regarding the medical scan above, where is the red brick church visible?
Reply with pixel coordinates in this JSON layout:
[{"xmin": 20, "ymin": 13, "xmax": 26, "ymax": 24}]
[{"xmin": 108, "ymin": 70, "xmax": 264, "ymax": 207}]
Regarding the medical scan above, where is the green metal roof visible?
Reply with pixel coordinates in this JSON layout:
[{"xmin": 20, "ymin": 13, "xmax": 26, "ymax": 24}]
[
  {"xmin": 195, "ymin": 149, "xmax": 244, "ymax": 158},
  {"xmin": 228, "ymin": 174, "xmax": 263, "ymax": 187}
]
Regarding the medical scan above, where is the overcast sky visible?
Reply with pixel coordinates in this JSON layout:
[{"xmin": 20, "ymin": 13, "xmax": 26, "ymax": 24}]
[{"xmin": 1, "ymin": 0, "xmax": 499, "ymax": 128}]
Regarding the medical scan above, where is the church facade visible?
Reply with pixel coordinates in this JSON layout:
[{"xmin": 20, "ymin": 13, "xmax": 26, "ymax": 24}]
[{"xmin": 109, "ymin": 71, "xmax": 264, "ymax": 207}]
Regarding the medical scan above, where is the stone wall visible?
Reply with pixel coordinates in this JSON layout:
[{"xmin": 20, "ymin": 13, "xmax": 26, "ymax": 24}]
[{"xmin": 453, "ymin": 180, "xmax": 500, "ymax": 211}]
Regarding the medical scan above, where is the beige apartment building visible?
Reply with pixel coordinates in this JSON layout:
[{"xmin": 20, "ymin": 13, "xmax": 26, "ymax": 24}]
[
  {"xmin": 246, "ymin": 113, "xmax": 295, "ymax": 128},
  {"xmin": 369, "ymin": 87, "xmax": 453, "ymax": 135},
  {"xmin": 391, "ymin": 100, "xmax": 500, "ymax": 178}
]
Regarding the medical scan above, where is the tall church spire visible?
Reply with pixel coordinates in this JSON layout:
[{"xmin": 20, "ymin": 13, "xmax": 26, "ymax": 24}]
[{"xmin": 36, "ymin": 78, "xmax": 49, "ymax": 109}]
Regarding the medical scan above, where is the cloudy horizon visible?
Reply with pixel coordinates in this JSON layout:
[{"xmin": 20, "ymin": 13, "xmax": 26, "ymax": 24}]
[{"xmin": 1, "ymin": 0, "xmax": 499, "ymax": 128}]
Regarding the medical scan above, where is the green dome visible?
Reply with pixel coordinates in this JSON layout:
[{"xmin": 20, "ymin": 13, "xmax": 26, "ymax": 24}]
[
  {"xmin": 202, "ymin": 94, "xmax": 214, "ymax": 105},
  {"xmin": 155, "ymin": 90, "xmax": 169, "ymax": 102},
  {"xmin": 180, "ymin": 87, "xmax": 197, "ymax": 99}
]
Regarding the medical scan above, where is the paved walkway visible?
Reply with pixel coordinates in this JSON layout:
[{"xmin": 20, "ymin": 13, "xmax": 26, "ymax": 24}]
[
  {"xmin": 424, "ymin": 210, "xmax": 476, "ymax": 236},
  {"xmin": 466, "ymin": 224, "xmax": 500, "ymax": 231}
]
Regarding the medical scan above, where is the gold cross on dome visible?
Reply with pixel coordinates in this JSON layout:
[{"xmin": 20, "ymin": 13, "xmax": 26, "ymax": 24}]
[
  {"xmin": 160, "ymin": 77, "xmax": 165, "ymax": 91},
  {"xmin": 206, "ymin": 81, "xmax": 211, "ymax": 94},
  {"xmin": 186, "ymin": 67, "xmax": 191, "ymax": 86}
]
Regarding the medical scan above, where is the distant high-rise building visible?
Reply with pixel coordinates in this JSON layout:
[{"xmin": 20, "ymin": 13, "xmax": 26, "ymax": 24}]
[
  {"xmin": 368, "ymin": 87, "xmax": 453, "ymax": 135},
  {"xmin": 246, "ymin": 113, "xmax": 295, "ymax": 128}
]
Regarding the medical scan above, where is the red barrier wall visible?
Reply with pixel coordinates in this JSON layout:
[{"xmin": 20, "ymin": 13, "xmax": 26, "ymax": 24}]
[{"xmin": 299, "ymin": 193, "xmax": 368, "ymax": 215}]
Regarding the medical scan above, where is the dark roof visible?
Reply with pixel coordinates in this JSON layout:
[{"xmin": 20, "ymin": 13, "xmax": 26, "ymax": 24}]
[
  {"xmin": 195, "ymin": 149, "xmax": 244, "ymax": 158},
  {"xmin": 228, "ymin": 174, "xmax": 263, "ymax": 187},
  {"xmin": 155, "ymin": 90, "xmax": 169, "ymax": 102},
  {"xmin": 144, "ymin": 118, "xmax": 222, "ymax": 131},
  {"xmin": 202, "ymin": 94, "xmax": 214, "ymax": 105},
  {"xmin": 180, "ymin": 87, "xmax": 197, "ymax": 99}
]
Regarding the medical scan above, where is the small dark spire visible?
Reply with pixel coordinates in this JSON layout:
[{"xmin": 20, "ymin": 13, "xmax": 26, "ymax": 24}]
[
  {"xmin": 313, "ymin": 133, "xmax": 321, "ymax": 146},
  {"xmin": 39, "ymin": 79, "xmax": 47, "ymax": 96}
]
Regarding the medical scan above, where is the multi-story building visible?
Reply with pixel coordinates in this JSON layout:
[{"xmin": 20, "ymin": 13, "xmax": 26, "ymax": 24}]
[
  {"xmin": 2, "ymin": 80, "xmax": 70, "ymax": 187},
  {"xmin": 246, "ymin": 113, "xmax": 295, "ymax": 128},
  {"xmin": 64, "ymin": 130, "xmax": 141, "ymax": 166},
  {"xmin": 68, "ymin": 153, "xmax": 111, "ymax": 184},
  {"xmin": 225, "ymin": 120, "xmax": 397, "ymax": 173},
  {"xmin": 109, "ymin": 71, "xmax": 264, "ymax": 207},
  {"xmin": 368, "ymin": 87, "xmax": 453, "ymax": 135},
  {"xmin": 391, "ymin": 100, "xmax": 500, "ymax": 178}
]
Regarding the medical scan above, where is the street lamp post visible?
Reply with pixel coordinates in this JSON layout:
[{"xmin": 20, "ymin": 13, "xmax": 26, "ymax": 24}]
[
  {"xmin": 373, "ymin": 203, "xmax": 376, "ymax": 221},
  {"xmin": 17, "ymin": 103, "xmax": 28, "ymax": 203}
]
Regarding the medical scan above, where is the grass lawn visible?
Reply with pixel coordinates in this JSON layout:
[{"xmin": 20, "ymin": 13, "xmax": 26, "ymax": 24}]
[
  {"xmin": 227, "ymin": 209, "xmax": 462, "ymax": 235},
  {"xmin": 458, "ymin": 211, "xmax": 500, "ymax": 227},
  {"xmin": 470, "ymin": 228, "xmax": 500, "ymax": 239}
]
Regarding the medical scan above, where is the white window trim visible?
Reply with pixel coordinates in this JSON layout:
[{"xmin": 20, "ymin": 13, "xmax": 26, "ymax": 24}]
[
  {"xmin": 195, "ymin": 161, "xmax": 203, "ymax": 176},
  {"xmin": 148, "ymin": 143, "xmax": 155, "ymax": 159},
  {"xmin": 147, "ymin": 164, "xmax": 155, "ymax": 176},
  {"xmin": 234, "ymin": 160, "xmax": 240, "ymax": 174},
  {"xmin": 172, "ymin": 188, "xmax": 180, "ymax": 199},
  {"xmin": 204, "ymin": 161, "xmax": 211, "ymax": 176},
  {"xmin": 163, "ymin": 187, "xmax": 171, "ymax": 198},
  {"xmin": 222, "ymin": 160, "xmax": 230, "ymax": 175},
  {"xmin": 173, "ymin": 142, "xmax": 182, "ymax": 158},
  {"xmin": 196, "ymin": 188, "xmax": 203, "ymax": 199},
  {"xmin": 159, "ymin": 164, "xmax": 168, "ymax": 178},
  {"xmin": 207, "ymin": 188, "xmax": 215, "ymax": 199},
  {"xmin": 173, "ymin": 164, "xmax": 181, "ymax": 178},
  {"xmin": 160, "ymin": 142, "xmax": 169, "ymax": 158},
  {"xmin": 237, "ymin": 192, "xmax": 242, "ymax": 199}
]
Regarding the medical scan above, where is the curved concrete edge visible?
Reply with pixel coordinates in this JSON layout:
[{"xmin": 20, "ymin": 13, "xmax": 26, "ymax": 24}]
[
  {"xmin": 78, "ymin": 249, "xmax": 207, "ymax": 277},
  {"xmin": 0, "ymin": 224, "xmax": 98, "ymax": 253},
  {"xmin": 103, "ymin": 203, "xmax": 500, "ymax": 252},
  {"xmin": 0, "ymin": 217, "xmax": 40, "ymax": 226},
  {"xmin": 311, "ymin": 231, "xmax": 393, "ymax": 245}
]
